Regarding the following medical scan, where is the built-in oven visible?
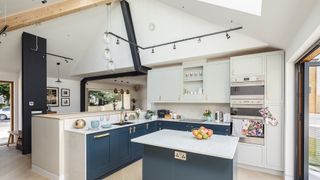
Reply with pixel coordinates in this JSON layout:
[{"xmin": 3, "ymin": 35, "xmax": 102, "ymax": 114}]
[{"xmin": 230, "ymin": 75, "xmax": 265, "ymax": 145}]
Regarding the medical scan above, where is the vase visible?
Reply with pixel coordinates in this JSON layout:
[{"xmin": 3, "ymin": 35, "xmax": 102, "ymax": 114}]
[{"xmin": 204, "ymin": 116, "xmax": 212, "ymax": 122}]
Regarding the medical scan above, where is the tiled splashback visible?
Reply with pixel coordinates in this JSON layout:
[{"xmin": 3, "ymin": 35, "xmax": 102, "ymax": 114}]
[{"xmin": 153, "ymin": 103, "xmax": 230, "ymax": 119}]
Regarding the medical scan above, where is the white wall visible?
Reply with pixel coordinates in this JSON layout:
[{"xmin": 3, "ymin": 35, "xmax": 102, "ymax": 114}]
[
  {"xmin": 284, "ymin": 2, "xmax": 320, "ymax": 180},
  {"xmin": 47, "ymin": 78, "xmax": 80, "ymax": 114},
  {"xmin": 71, "ymin": 0, "xmax": 267, "ymax": 76},
  {"xmin": 0, "ymin": 72, "xmax": 20, "ymax": 131}
]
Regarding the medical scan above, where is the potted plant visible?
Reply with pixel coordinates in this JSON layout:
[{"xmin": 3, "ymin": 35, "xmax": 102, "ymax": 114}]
[{"xmin": 203, "ymin": 109, "xmax": 212, "ymax": 121}]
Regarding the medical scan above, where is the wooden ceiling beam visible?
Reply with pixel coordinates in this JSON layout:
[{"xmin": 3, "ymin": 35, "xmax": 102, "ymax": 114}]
[
  {"xmin": 303, "ymin": 46, "xmax": 320, "ymax": 62},
  {"xmin": 0, "ymin": 0, "xmax": 112, "ymax": 32}
]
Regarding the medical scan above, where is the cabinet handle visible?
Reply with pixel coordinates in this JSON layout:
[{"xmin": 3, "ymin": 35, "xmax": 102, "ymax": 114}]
[
  {"xmin": 133, "ymin": 126, "xmax": 136, "ymax": 133},
  {"xmin": 146, "ymin": 124, "xmax": 149, "ymax": 129},
  {"xmin": 94, "ymin": 133, "xmax": 110, "ymax": 139},
  {"xmin": 129, "ymin": 127, "xmax": 132, "ymax": 134}
]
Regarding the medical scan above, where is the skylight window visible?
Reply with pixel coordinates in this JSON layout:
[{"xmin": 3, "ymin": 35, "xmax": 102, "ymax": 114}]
[{"xmin": 197, "ymin": 0, "xmax": 262, "ymax": 16}]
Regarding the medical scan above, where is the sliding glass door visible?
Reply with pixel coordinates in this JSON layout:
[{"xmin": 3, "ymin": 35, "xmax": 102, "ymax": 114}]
[{"xmin": 296, "ymin": 45, "xmax": 320, "ymax": 180}]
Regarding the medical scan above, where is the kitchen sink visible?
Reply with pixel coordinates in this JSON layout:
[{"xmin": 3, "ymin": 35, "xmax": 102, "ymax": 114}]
[{"xmin": 112, "ymin": 122, "xmax": 134, "ymax": 126}]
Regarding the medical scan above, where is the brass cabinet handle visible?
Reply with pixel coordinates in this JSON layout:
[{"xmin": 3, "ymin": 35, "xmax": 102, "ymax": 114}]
[
  {"xmin": 94, "ymin": 133, "xmax": 110, "ymax": 139},
  {"xmin": 129, "ymin": 127, "xmax": 132, "ymax": 134},
  {"xmin": 146, "ymin": 124, "xmax": 149, "ymax": 129}
]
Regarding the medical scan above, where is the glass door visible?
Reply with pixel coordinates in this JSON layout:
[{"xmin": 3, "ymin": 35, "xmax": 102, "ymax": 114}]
[{"xmin": 296, "ymin": 45, "xmax": 320, "ymax": 180}]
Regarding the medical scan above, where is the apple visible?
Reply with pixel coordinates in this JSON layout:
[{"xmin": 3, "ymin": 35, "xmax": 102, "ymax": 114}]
[
  {"xmin": 207, "ymin": 130, "xmax": 213, "ymax": 137},
  {"xmin": 202, "ymin": 134, "xmax": 209, "ymax": 139}
]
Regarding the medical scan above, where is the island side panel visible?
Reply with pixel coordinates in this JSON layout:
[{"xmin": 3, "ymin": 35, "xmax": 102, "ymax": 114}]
[
  {"xmin": 143, "ymin": 145, "xmax": 234, "ymax": 180},
  {"xmin": 64, "ymin": 131, "xmax": 86, "ymax": 180},
  {"xmin": 31, "ymin": 117, "xmax": 64, "ymax": 178}
]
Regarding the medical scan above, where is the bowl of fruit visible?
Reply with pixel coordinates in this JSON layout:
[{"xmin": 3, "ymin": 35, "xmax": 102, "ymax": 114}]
[{"xmin": 192, "ymin": 126, "xmax": 213, "ymax": 140}]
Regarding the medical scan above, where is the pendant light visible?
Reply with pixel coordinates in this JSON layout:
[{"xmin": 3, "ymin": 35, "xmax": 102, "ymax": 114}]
[
  {"xmin": 104, "ymin": 4, "xmax": 116, "ymax": 72},
  {"xmin": 56, "ymin": 63, "xmax": 62, "ymax": 83}
]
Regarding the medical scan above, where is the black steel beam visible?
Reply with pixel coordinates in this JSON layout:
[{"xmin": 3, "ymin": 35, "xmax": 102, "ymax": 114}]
[{"xmin": 120, "ymin": 0, "xmax": 150, "ymax": 73}]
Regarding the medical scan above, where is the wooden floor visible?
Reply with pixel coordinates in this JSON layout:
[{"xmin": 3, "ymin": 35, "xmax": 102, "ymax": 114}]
[{"xmin": 0, "ymin": 146, "xmax": 282, "ymax": 180}]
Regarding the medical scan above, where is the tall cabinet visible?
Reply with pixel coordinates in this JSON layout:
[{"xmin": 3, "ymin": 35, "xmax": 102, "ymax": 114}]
[{"xmin": 231, "ymin": 51, "xmax": 284, "ymax": 172}]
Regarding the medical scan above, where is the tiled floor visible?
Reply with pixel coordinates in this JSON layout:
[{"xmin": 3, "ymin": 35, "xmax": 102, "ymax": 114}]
[{"xmin": 0, "ymin": 146, "xmax": 282, "ymax": 180}]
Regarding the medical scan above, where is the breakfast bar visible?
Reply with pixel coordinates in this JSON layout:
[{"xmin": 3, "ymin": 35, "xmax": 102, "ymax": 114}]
[{"xmin": 132, "ymin": 129, "xmax": 239, "ymax": 180}]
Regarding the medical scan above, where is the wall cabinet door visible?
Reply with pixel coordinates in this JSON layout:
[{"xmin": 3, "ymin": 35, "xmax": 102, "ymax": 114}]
[
  {"xmin": 266, "ymin": 53, "xmax": 284, "ymax": 103},
  {"xmin": 230, "ymin": 55, "xmax": 265, "ymax": 77},
  {"xmin": 87, "ymin": 132, "xmax": 111, "ymax": 180},
  {"xmin": 204, "ymin": 61, "xmax": 230, "ymax": 103},
  {"xmin": 110, "ymin": 127, "xmax": 131, "ymax": 167},
  {"xmin": 147, "ymin": 66, "xmax": 182, "ymax": 104}
]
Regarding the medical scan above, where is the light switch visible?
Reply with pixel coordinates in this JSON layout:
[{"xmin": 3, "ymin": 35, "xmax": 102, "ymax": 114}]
[{"xmin": 174, "ymin": 151, "xmax": 187, "ymax": 161}]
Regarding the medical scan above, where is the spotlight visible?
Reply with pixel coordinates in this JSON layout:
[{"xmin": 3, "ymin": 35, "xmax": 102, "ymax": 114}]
[
  {"xmin": 197, "ymin": 38, "xmax": 201, "ymax": 43},
  {"xmin": 1, "ymin": 32, "xmax": 7, "ymax": 37},
  {"xmin": 226, "ymin": 32, "xmax": 231, "ymax": 39},
  {"xmin": 41, "ymin": 0, "xmax": 47, "ymax": 4},
  {"xmin": 173, "ymin": 43, "xmax": 176, "ymax": 50},
  {"xmin": 116, "ymin": 39, "xmax": 120, "ymax": 45},
  {"xmin": 151, "ymin": 48, "xmax": 155, "ymax": 53}
]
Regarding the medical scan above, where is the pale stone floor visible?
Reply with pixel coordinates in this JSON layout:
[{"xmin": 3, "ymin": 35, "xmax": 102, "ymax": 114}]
[{"xmin": 0, "ymin": 146, "xmax": 283, "ymax": 180}]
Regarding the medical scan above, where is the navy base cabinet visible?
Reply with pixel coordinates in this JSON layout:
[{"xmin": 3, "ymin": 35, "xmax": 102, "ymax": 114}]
[{"xmin": 143, "ymin": 145, "xmax": 235, "ymax": 180}]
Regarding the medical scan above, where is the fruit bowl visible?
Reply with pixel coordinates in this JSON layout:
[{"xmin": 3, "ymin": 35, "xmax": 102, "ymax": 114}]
[{"xmin": 192, "ymin": 126, "xmax": 213, "ymax": 140}]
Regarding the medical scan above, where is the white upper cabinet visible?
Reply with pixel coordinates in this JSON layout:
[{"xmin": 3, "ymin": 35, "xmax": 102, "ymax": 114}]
[
  {"xmin": 230, "ymin": 55, "xmax": 265, "ymax": 77},
  {"xmin": 147, "ymin": 66, "xmax": 182, "ymax": 104},
  {"xmin": 204, "ymin": 61, "xmax": 230, "ymax": 103},
  {"xmin": 265, "ymin": 53, "xmax": 284, "ymax": 103}
]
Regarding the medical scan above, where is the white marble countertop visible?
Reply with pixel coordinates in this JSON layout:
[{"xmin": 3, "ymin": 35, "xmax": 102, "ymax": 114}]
[
  {"xmin": 64, "ymin": 118, "xmax": 230, "ymax": 135},
  {"xmin": 131, "ymin": 129, "xmax": 239, "ymax": 159}
]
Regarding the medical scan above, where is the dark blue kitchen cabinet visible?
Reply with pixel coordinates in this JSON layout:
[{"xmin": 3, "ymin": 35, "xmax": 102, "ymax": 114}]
[
  {"xmin": 87, "ymin": 131, "xmax": 111, "ymax": 180},
  {"xmin": 157, "ymin": 121, "xmax": 188, "ymax": 131},
  {"xmin": 146, "ymin": 122, "xmax": 157, "ymax": 133},
  {"xmin": 130, "ymin": 124, "xmax": 146, "ymax": 160},
  {"xmin": 110, "ymin": 127, "xmax": 132, "ymax": 167},
  {"xmin": 189, "ymin": 123, "xmax": 230, "ymax": 135}
]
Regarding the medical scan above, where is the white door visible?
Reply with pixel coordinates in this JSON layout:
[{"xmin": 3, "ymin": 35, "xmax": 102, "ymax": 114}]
[{"xmin": 204, "ymin": 61, "xmax": 230, "ymax": 103}]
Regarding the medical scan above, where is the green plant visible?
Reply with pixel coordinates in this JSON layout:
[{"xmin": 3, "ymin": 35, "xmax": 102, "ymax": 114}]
[
  {"xmin": 203, "ymin": 109, "xmax": 212, "ymax": 117},
  {"xmin": 0, "ymin": 83, "xmax": 10, "ymax": 105}
]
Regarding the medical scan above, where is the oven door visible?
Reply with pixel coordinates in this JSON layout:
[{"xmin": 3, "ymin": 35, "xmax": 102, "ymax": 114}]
[{"xmin": 230, "ymin": 84, "xmax": 265, "ymax": 100}]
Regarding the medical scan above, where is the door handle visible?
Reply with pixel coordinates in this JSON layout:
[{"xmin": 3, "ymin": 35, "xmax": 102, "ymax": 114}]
[
  {"xmin": 129, "ymin": 127, "xmax": 132, "ymax": 134},
  {"xmin": 146, "ymin": 124, "xmax": 149, "ymax": 129},
  {"xmin": 94, "ymin": 133, "xmax": 110, "ymax": 139},
  {"xmin": 133, "ymin": 126, "xmax": 136, "ymax": 133}
]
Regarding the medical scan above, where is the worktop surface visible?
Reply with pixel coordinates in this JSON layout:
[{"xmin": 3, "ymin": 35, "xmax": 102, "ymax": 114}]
[{"xmin": 131, "ymin": 129, "xmax": 239, "ymax": 159}]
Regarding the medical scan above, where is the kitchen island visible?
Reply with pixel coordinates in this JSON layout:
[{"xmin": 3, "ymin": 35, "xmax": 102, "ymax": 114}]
[{"xmin": 132, "ymin": 129, "xmax": 239, "ymax": 180}]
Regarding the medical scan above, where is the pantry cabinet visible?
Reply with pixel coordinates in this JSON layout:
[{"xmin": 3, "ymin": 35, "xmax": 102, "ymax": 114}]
[{"xmin": 230, "ymin": 54, "xmax": 265, "ymax": 77}]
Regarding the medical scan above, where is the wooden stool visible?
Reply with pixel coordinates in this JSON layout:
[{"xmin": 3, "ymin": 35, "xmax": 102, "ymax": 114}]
[{"xmin": 7, "ymin": 130, "xmax": 21, "ymax": 147}]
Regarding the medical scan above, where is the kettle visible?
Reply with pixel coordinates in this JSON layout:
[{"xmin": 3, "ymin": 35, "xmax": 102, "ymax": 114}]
[{"xmin": 74, "ymin": 119, "xmax": 86, "ymax": 129}]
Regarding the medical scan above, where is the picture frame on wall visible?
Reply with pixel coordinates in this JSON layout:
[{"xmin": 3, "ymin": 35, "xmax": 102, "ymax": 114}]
[
  {"xmin": 47, "ymin": 87, "xmax": 59, "ymax": 107},
  {"xmin": 61, "ymin": 88, "xmax": 70, "ymax": 97},
  {"xmin": 61, "ymin": 98, "xmax": 70, "ymax": 106}
]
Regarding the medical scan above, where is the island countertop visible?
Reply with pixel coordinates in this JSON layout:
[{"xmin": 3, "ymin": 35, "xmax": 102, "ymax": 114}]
[{"xmin": 131, "ymin": 129, "xmax": 239, "ymax": 159}]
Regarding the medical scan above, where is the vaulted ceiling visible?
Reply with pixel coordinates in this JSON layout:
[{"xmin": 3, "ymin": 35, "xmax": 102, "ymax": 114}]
[{"xmin": 0, "ymin": 0, "xmax": 318, "ymax": 79}]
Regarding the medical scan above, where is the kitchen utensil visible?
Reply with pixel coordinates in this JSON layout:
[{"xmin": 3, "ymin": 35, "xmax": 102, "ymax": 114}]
[{"xmin": 74, "ymin": 119, "xmax": 86, "ymax": 129}]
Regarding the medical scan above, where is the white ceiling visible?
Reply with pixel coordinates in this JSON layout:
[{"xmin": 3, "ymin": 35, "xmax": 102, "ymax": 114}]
[
  {"xmin": 158, "ymin": 0, "xmax": 316, "ymax": 49},
  {"xmin": 0, "ymin": 0, "xmax": 318, "ymax": 80}
]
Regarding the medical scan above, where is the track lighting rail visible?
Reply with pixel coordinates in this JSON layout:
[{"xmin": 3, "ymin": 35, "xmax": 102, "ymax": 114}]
[
  {"xmin": 30, "ymin": 49, "xmax": 74, "ymax": 62},
  {"xmin": 107, "ymin": 26, "xmax": 242, "ymax": 51}
]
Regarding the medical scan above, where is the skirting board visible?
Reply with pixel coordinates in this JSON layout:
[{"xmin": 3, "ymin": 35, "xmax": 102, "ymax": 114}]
[
  {"xmin": 32, "ymin": 164, "xmax": 63, "ymax": 180},
  {"xmin": 237, "ymin": 164, "xmax": 284, "ymax": 176}
]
